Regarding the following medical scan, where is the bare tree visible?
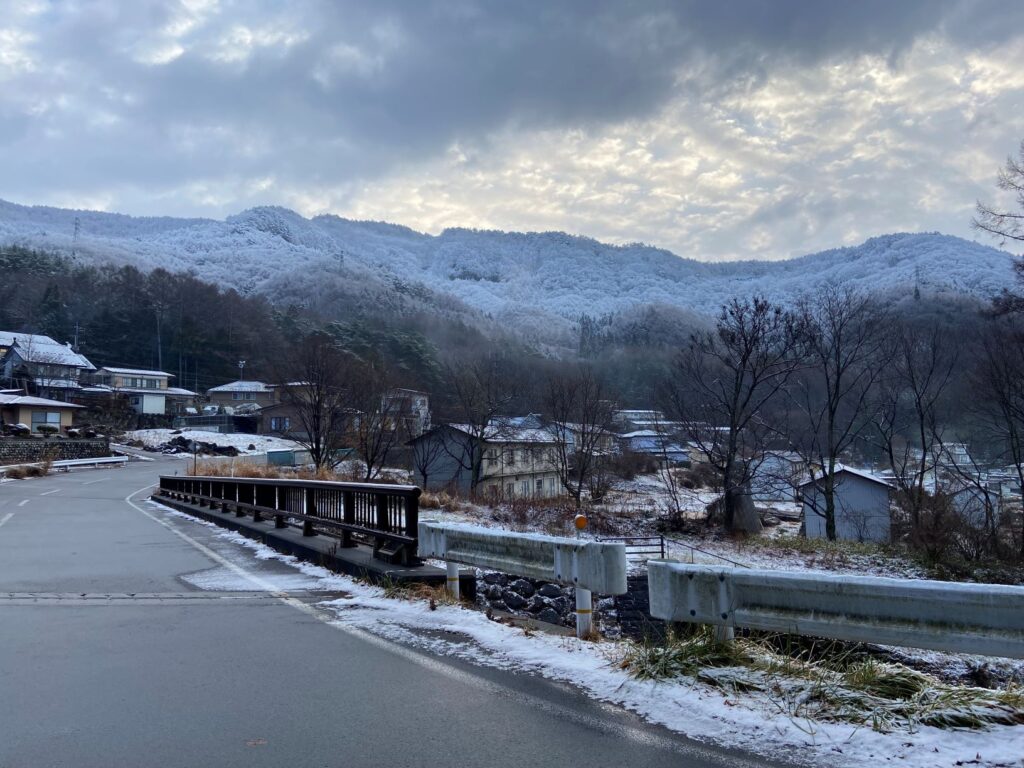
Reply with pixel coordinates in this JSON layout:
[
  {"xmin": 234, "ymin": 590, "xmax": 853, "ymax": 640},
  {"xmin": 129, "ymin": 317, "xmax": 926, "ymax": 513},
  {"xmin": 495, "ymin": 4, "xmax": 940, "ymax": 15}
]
[
  {"xmin": 788, "ymin": 286, "xmax": 889, "ymax": 540},
  {"xmin": 966, "ymin": 319, "xmax": 1024, "ymax": 558},
  {"xmin": 974, "ymin": 140, "xmax": 1024, "ymax": 246},
  {"xmin": 873, "ymin": 321, "xmax": 958, "ymax": 531},
  {"xmin": 975, "ymin": 140, "xmax": 1024, "ymax": 314},
  {"xmin": 665, "ymin": 297, "xmax": 801, "ymax": 533},
  {"xmin": 348, "ymin": 362, "xmax": 402, "ymax": 481},
  {"xmin": 275, "ymin": 332, "xmax": 353, "ymax": 471},
  {"xmin": 410, "ymin": 428, "xmax": 448, "ymax": 490},
  {"xmin": 543, "ymin": 365, "xmax": 616, "ymax": 508},
  {"xmin": 441, "ymin": 354, "xmax": 522, "ymax": 493}
]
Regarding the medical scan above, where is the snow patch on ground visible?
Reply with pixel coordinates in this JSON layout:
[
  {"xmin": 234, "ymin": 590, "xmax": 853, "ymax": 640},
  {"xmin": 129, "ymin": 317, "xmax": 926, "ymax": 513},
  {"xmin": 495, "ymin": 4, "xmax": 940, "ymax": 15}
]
[
  {"xmin": 149, "ymin": 500, "xmax": 1024, "ymax": 768},
  {"xmin": 125, "ymin": 429, "xmax": 302, "ymax": 455}
]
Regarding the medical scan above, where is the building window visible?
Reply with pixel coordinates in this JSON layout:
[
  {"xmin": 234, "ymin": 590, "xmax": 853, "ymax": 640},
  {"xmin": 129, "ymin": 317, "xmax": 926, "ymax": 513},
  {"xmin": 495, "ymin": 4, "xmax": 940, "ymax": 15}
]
[
  {"xmin": 505, "ymin": 483, "xmax": 514, "ymax": 497},
  {"xmin": 244, "ymin": 392, "xmax": 254, "ymax": 400},
  {"xmin": 520, "ymin": 480, "xmax": 530, "ymax": 496},
  {"xmin": 232, "ymin": 392, "xmax": 241, "ymax": 400},
  {"xmin": 507, "ymin": 448, "xmax": 516, "ymax": 467},
  {"xmin": 30, "ymin": 411, "xmax": 61, "ymax": 432},
  {"xmin": 270, "ymin": 417, "xmax": 290, "ymax": 431},
  {"xmin": 536, "ymin": 478, "xmax": 544, "ymax": 494},
  {"xmin": 486, "ymin": 449, "xmax": 497, "ymax": 467}
]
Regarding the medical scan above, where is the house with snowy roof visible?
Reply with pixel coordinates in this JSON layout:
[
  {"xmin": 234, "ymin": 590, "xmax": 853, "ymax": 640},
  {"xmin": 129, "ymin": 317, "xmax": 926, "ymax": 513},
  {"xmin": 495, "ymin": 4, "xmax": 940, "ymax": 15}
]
[
  {"xmin": 799, "ymin": 465, "xmax": 892, "ymax": 543},
  {"xmin": 408, "ymin": 419, "xmax": 563, "ymax": 499},
  {"xmin": 0, "ymin": 390, "xmax": 83, "ymax": 433},
  {"xmin": 0, "ymin": 331, "xmax": 95, "ymax": 401},
  {"xmin": 617, "ymin": 429, "xmax": 689, "ymax": 464},
  {"xmin": 206, "ymin": 380, "xmax": 277, "ymax": 409},
  {"xmin": 88, "ymin": 367, "xmax": 197, "ymax": 415}
]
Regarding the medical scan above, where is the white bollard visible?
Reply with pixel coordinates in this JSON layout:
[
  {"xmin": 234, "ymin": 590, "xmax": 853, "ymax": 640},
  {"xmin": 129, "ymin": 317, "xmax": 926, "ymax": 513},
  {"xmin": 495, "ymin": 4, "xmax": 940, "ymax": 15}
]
[
  {"xmin": 446, "ymin": 560, "xmax": 460, "ymax": 600},
  {"xmin": 575, "ymin": 587, "xmax": 593, "ymax": 639}
]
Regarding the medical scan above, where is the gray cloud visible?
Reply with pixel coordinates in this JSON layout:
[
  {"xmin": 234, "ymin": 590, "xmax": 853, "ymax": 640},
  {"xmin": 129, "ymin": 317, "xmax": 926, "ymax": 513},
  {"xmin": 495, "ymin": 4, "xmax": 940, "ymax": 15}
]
[{"xmin": 0, "ymin": 0, "xmax": 1023, "ymax": 258}]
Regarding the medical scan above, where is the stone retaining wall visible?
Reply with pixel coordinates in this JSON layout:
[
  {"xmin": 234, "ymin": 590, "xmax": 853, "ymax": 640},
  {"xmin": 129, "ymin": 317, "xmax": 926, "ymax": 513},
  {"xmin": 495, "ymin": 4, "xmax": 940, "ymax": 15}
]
[
  {"xmin": 613, "ymin": 574, "xmax": 667, "ymax": 642},
  {"xmin": 0, "ymin": 438, "xmax": 111, "ymax": 465}
]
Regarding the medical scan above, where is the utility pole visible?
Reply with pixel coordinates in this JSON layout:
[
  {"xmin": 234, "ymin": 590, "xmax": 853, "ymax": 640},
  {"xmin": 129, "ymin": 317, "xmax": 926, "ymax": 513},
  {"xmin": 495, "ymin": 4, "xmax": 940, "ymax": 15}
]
[{"xmin": 238, "ymin": 360, "xmax": 246, "ymax": 382}]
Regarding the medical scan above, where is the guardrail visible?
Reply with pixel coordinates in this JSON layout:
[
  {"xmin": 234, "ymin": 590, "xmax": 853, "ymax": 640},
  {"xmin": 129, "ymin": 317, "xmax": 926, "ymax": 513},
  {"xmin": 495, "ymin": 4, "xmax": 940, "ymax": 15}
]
[
  {"xmin": 0, "ymin": 456, "xmax": 128, "ymax": 476},
  {"xmin": 648, "ymin": 561, "xmax": 1024, "ymax": 658},
  {"xmin": 418, "ymin": 521, "xmax": 628, "ymax": 638},
  {"xmin": 157, "ymin": 475, "xmax": 421, "ymax": 565}
]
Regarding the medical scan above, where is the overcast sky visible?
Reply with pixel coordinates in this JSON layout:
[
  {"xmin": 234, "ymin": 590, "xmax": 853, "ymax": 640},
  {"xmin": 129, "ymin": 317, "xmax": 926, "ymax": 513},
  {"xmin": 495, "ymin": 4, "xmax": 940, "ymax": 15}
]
[{"xmin": 2, "ymin": 0, "xmax": 1023, "ymax": 260}]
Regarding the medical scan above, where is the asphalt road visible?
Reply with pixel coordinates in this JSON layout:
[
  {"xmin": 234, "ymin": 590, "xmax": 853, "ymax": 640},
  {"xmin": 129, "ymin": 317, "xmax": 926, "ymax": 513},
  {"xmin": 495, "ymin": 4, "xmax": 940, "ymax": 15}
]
[{"xmin": 0, "ymin": 459, "xmax": 787, "ymax": 768}]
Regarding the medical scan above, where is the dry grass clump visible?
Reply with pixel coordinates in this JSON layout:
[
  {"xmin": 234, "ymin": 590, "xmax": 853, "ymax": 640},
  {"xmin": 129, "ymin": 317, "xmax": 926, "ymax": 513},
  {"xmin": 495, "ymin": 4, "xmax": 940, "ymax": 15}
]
[
  {"xmin": 379, "ymin": 577, "xmax": 459, "ymax": 607},
  {"xmin": 619, "ymin": 627, "xmax": 1024, "ymax": 732},
  {"xmin": 1, "ymin": 461, "xmax": 50, "ymax": 479},
  {"xmin": 419, "ymin": 490, "xmax": 466, "ymax": 511}
]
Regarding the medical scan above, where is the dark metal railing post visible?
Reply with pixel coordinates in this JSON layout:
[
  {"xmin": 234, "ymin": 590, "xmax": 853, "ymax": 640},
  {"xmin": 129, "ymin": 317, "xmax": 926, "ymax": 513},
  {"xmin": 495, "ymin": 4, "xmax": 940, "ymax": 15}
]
[
  {"xmin": 341, "ymin": 491, "xmax": 355, "ymax": 547},
  {"xmin": 303, "ymin": 489, "xmax": 316, "ymax": 536}
]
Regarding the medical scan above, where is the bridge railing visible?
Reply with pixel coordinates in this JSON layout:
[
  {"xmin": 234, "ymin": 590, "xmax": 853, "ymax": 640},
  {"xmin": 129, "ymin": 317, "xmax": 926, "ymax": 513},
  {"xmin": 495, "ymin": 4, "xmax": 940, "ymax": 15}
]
[{"xmin": 157, "ymin": 475, "xmax": 421, "ymax": 565}]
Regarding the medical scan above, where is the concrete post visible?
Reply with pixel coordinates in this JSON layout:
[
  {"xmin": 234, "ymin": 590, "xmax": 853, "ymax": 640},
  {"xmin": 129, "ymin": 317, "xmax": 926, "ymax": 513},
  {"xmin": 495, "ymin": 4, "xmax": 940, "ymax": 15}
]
[
  {"xmin": 446, "ymin": 561, "xmax": 460, "ymax": 600},
  {"xmin": 715, "ymin": 625, "xmax": 734, "ymax": 644},
  {"xmin": 575, "ymin": 587, "xmax": 593, "ymax": 639}
]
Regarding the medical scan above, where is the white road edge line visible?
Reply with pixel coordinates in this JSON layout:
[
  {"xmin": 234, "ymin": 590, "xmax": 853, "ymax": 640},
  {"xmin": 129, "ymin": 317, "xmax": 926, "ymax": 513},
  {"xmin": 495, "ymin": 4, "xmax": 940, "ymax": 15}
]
[
  {"xmin": 18, "ymin": 499, "xmax": 29, "ymax": 507},
  {"xmin": 0, "ymin": 512, "xmax": 13, "ymax": 528},
  {"xmin": 124, "ymin": 484, "xmax": 757, "ymax": 766},
  {"xmin": 39, "ymin": 488, "xmax": 61, "ymax": 496},
  {"xmin": 82, "ymin": 478, "xmax": 107, "ymax": 485}
]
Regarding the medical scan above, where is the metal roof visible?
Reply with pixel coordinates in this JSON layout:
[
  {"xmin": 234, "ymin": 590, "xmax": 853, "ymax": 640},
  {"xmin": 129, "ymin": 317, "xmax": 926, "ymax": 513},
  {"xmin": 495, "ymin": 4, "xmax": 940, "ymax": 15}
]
[{"xmin": 0, "ymin": 332, "xmax": 94, "ymax": 369}]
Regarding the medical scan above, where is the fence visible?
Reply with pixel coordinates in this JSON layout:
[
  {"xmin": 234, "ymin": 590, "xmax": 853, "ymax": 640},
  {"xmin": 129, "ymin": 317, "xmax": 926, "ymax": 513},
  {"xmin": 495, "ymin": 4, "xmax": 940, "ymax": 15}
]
[
  {"xmin": 597, "ymin": 535, "xmax": 749, "ymax": 568},
  {"xmin": 648, "ymin": 561, "xmax": 1024, "ymax": 658},
  {"xmin": 157, "ymin": 475, "xmax": 421, "ymax": 565},
  {"xmin": 418, "ymin": 521, "xmax": 628, "ymax": 638}
]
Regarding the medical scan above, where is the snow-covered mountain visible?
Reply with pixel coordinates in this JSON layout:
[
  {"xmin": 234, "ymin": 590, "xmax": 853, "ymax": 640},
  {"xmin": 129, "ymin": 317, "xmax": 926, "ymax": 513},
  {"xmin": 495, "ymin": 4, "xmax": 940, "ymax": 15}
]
[{"xmin": 1, "ymin": 199, "xmax": 1017, "ymax": 345}]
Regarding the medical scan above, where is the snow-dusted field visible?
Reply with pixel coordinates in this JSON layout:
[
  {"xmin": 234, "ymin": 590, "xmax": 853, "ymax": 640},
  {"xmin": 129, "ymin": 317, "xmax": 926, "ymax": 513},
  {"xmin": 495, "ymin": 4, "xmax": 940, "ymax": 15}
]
[
  {"xmin": 151, "ymin": 500, "xmax": 1024, "ymax": 768},
  {"xmin": 124, "ymin": 429, "xmax": 302, "ymax": 456}
]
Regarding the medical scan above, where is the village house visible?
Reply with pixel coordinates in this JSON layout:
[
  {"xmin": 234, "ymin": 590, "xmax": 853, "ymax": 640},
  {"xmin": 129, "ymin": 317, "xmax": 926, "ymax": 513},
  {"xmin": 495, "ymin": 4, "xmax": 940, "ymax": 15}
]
[
  {"xmin": 800, "ymin": 465, "xmax": 892, "ymax": 543},
  {"xmin": 0, "ymin": 390, "xmax": 83, "ymax": 433},
  {"xmin": 408, "ymin": 421, "xmax": 563, "ymax": 498},
  {"xmin": 0, "ymin": 332, "xmax": 95, "ymax": 401},
  {"xmin": 381, "ymin": 388, "xmax": 432, "ymax": 439},
  {"xmin": 206, "ymin": 380, "xmax": 278, "ymax": 409},
  {"xmin": 751, "ymin": 450, "xmax": 804, "ymax": 502},
  {"xmin": 617, "ymin": 429, "xmax": 689, "ymax": 464},
  {"xmin": 88, "ymin": 367, "xmax": 196, "ymax": 415}
]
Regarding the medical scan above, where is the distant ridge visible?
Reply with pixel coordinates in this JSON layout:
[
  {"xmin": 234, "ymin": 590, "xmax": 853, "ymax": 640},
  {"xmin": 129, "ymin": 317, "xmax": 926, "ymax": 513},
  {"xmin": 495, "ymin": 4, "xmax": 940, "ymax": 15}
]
[{"xmin": 0, "ymin": 199, "xmax": 1016, "ymax": 344}]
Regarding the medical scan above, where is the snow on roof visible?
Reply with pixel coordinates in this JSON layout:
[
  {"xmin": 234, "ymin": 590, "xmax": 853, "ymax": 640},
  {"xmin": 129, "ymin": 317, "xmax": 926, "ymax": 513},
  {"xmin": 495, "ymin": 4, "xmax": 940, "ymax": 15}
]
[
  {"xmin": 445, "ymin": 423, "xmax": 558, "ymax": 444},
  {"xmin": 619, "ymin": 430, "xmax": 661, "ymax": 438},
  {"xmin": 207, "ymin": 380, "xmax": 270, "ymax": 392},
  {"xmin": 0, "ymin": 393, "xmax": 83, "ymax": 408},
  {"xmin": 0, "ymin": 332, "xmax": 94, "ymax": 369},
  {"xmin": 99, "ymin": 367, "xmax": 174, "ymax": 377},
  {"xmin": 798, "ymin": 464, "xmax": 891, "ymax": 489},
  {"xmin": 33, "ymin": 378, "xmax": 81, "ymax": 389}
]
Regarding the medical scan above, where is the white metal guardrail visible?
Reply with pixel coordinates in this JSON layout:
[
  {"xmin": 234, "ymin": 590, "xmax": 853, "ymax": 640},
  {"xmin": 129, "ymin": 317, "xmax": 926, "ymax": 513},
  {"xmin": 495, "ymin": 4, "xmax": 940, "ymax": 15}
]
[
  {"xmin": 418, "ymin": 521, "xmax": 628, "ymax": 638},
  {"xmin": 648, "ymin": 561, "xmax": 1024, "ymax": 658},
  {"xmin": 0, "ymin": 456, "xmax": 128, "ymax": 477}
]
